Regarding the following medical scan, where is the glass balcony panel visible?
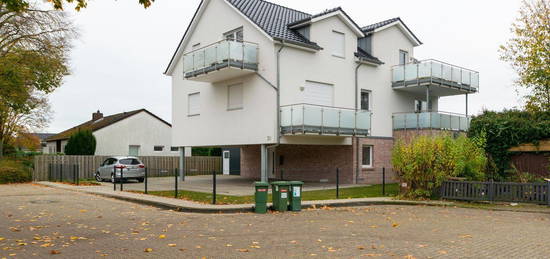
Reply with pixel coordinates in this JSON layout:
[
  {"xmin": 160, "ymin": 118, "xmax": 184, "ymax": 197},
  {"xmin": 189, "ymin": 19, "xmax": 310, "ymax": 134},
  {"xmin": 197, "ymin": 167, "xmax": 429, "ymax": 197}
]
[
  {"xmin": 440, "ymin": 114, "xmax": 451, "ymax": 129},
  {"xmin": 217, "ymin": 41, "xmax": 230, "ymax": 62},
  {"xmin": 204, "ymin": 46, "xmax": 217, "ymax": 67},
  {"xmin": 418, "ymin": 61, "xmax": 431, "ymax": 78},
  {"xmin": 280, "ymin": 106, "xmax": 292, "ymax": 127},
  {"xmin": 418, "ymin": 112, "xmax": 431, "ymax": 128},
  {"xmin": 392, "ymin": 66, "xmax": 404, "ymax": 82},
  {"xmin": 431, "ymin": 62, "xmax": 442, "ymax": 78},
  {"xmin": 452, "ymin": 68, "xmax": 461, "ymax": 84},
  {"xmin": 459, "ymin": 117, "xmax": 469, "ymax": 131},
  {"xmin": 472, "ymin": 73, "xmax": 479, "ymax": 89},
  {"xmin": 430, "ymin": 112, "xmax": 441, "ymax": 128},
  {"xmin": 183, "ymin": 54, "xmax": 194, "ymax": 73},
  {"xmin": 356, "ymin": 111, "xmax": 371, "ymax": 130},
  {"xmin": 303, "ymin": 105, "xmax": 322, "ymax": 126},
  {"xmin": 451, "ymin": 115, "xmax": 460, "ymax": 130},
  {"xmin": 340, "ymin": 110, "xmax": 355, "ymax": 129},
  {"xmin": 243, "ymin": 44, "xmax": 257, "ymax": 64},
  {"xmin": 291, "ymin": 105, "xmax": 303, "ymax": 126},
  {"xmin": 442, "ymin": 64, "xmax": 452, "ymax": 81},
  {"xmin": 193, "ymin": 50, "xmax": 205, "ymax": 70},
  {"xmin": 393, "ymin": 114, "xmax": 406, "ymax": 129},
  {"xmin": 461, "ymin": 70, "xmax": 472, "ymax": 86},
  {"xmin": 405, "ymin": 113, "xmax": 419, "ymax": 129},
  {"xmin": 322, "ymin": 108, "xmax": 339, "ymax": 128},
  {"xmin": 405, "ymin": 63, "xmax": 418, "ymax": 81},
  {"xmin": 229, "ymin": 41, "xmax": 243, "ymax": 61}
]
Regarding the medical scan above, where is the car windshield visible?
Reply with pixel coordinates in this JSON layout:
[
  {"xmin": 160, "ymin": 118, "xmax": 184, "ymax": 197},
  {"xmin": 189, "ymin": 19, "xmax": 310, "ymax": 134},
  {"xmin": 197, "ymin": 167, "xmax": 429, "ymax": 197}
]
[{"xmin": 119, "ymin": 158, "xmax": 141, "ymax": 165}]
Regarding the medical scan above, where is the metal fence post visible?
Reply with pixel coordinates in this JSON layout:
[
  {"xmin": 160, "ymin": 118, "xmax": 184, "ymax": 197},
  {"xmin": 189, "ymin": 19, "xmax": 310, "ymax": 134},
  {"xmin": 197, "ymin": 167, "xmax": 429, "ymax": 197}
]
[
  {"xmin": 120, "ymin": 168, "xmax": 124, "ymax": 191},
  {"xmin": 48, "ymin": 163, "xmax": 52, "ymax": 181},
  {"xmin": 76, "ymin": 165, "xmax": 80, "ymax": 186},
  {"xmin": 113, "ymin": 168, "xmax": 116, "ymax": 191},
  {"xmin": 175, "ymin": 168, "xmax": 179, "ymax": 199},
  {"xmin": 60, "ymin": 164, "xmax": 63, "ymax": 183},
  {"xmin": 73, "ymin": 165, "xmax": 77, "ymax": 185},
  {"xmin": 489, "ymin": 179, "xmax": 495, "ymax": 202},
  {"xmin": 144, "ymin": 167, "xmax": 148, "ymax": 194},
  {"xmin": 212, "ymin": 170, "xmax": 217, "ymax": 205},
  {"xmin": 382, "ymin": 167, "xmax": 386, "ymax": 196},
  {"xmin": 336, "ymin": 168, "xmax": 340, "ymax": 199},
  {"xmin": 547, "ymin": 180, "xmax": 550, "ymax": 206}
]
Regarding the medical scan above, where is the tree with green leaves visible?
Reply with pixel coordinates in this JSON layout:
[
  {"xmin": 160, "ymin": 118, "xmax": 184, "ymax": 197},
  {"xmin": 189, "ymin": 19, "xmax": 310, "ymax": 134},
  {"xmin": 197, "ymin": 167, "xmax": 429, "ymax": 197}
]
[
  {"xmin": 0, "ymin": 3, "xmax": 76, "ymax": 157},
  {"xmin": 0, "ymin": 0, "xmax": 154, "ymax": 12},
  {"xmin": 64, "ymin": 130, "xmax": 96, "ymax": 155},
  {"xmin": 500, "ymin": 0, "xmax": 550, "ymax": 112}
]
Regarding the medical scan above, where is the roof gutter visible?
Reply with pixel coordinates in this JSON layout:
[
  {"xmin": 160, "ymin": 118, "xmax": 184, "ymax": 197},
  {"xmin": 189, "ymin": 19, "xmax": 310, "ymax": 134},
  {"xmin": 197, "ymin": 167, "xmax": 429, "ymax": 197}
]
[{"xmin": 273, "ymin": 37, "xmax": 322, "ymax": 51}]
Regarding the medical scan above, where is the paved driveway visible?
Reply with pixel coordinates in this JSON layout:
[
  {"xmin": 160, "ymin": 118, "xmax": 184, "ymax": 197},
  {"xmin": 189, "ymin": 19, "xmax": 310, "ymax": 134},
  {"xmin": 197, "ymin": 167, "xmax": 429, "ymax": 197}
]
[
  {"xmin": 1, "ymin": 184, "xmax": 550, "ymax": 258},
  {"xmin": 98, "ymin": 175, "xmax": 369, "ymax": 196}
]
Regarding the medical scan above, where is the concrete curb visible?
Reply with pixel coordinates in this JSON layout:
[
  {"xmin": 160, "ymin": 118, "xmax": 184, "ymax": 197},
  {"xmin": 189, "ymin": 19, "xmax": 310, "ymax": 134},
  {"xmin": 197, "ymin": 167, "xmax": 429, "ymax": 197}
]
[{"xmin": 36, "ymin": 182, "xmax": 550, "ymax": 215}]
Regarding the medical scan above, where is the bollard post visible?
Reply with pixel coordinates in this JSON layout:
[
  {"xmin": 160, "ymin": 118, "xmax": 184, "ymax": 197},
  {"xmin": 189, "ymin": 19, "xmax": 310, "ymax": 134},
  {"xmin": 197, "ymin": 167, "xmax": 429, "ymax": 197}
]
[
  {"xmin": 382, "ymin": 167, "xmax": 386, "ymax": 196},
  {"xmin": 336, "ymin": 168, "xmax": 340, "ymax": 199},
  {"xmin": 76, "ymin": 165, "xmax": 80, "ymax": 186},
  {"xmin": 175, "ymin": 168, "xmax": 179, "ymax": 198},
  {"xmin": 120, "ymin": 167, "xmax": 124, "ymax": 191},
  {"xmin": 60, "ymin": 164, "xmax": 63, "ymax": 183},
  {"xmin": 144, "ymin": 167, "xmax": 148, "ymax": 194},
  {"xmin": 113, "ymin": 168, "xmax": 116, "ymax": 191},
  {"xmin": 212, "ymin": 170, "xmax": 217, "ymax": 205},
  {"xmin": 546, "ymin": 180, "xmax": 550, "ymax": 206}
]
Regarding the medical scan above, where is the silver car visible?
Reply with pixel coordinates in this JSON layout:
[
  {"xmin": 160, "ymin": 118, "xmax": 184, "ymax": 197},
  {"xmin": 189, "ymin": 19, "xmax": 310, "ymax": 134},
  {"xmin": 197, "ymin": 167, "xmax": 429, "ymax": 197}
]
[{"xmin": 95, "ymin": 156, "xmax": 145, "ymax": 183}]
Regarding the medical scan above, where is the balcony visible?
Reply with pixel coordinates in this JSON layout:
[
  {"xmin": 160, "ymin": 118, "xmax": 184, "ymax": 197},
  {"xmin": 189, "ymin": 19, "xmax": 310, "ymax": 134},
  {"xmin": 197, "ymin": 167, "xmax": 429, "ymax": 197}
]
[
  {"xmin": 183, "ymin": 40, "xmax": 259, "ymax": 83},
  {"xmin": 280, "ymin": 104, "xmax": 372, "ymax": 136},
  {"xmin": 391, "ymin": 59, "xmax": 479, "ymax": 96},
  {"xmin": 393, "ymin": 111, "xmax": 470, "ymax": 131}
]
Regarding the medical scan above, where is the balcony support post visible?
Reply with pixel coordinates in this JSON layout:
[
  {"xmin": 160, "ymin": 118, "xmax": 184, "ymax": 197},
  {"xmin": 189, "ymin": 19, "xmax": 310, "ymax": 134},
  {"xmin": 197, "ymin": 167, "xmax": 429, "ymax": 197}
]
[
  {"xmin": 260, "ymin": 144, "xmax": 267, "ymax": 182},
  {"xmin": 425, "ymin": 86, "xmax": 431, "ymax": 111},
  {"xmin": 465, "ymin": 93, "xmax": 469, "ymax": 117}
]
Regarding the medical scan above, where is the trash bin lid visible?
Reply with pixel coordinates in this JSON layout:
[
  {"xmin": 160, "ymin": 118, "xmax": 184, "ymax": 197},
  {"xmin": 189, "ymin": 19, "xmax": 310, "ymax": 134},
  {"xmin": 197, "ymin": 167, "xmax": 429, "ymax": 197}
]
[
  {"xmin": 254, "ymin": 182, "xmax": 269, "ymax": 187},
  {"xmin": 288, "ymin": 181, "xmax": 304, "ymax": 185},
  {"xmin": 271, "ymin": 181, "xmax": 290, "ymax": 186}
]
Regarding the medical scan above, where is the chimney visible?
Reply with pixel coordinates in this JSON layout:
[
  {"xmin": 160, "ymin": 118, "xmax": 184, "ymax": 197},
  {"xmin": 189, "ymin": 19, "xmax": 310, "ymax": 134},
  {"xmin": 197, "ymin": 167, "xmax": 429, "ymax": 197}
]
[{"xmin": 92, "ymin": 110, "xmax": 103, "ymax": 121}]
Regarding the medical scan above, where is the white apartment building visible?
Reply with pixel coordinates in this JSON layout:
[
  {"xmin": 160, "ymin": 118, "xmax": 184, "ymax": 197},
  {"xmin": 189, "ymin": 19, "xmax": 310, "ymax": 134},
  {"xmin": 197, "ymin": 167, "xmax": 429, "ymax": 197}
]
[{"xmin": 165, "ymin": 0, "xmax": 479, "ymax": 183}]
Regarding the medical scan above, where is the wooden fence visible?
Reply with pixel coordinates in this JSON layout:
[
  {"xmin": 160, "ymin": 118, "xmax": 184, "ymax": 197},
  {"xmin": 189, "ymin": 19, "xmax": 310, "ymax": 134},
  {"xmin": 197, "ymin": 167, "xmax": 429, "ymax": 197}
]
[
  {"xmin": 33, "ymin": 155, "xmax": 222, "ymax": 181},
  {"xmin": 440, "ymin": 180, "xmax": 550, "ymax": 205}
]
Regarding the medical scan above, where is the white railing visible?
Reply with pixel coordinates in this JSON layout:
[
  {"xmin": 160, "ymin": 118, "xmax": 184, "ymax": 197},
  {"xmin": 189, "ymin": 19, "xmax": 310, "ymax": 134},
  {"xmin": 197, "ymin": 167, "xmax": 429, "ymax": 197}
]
[
  {"xmin": 392, "ymin": 111, "xmax": 470, "ymax": 131},
  {"xmin": 183, "ymin": 39, "xmax": 259, "ymax": 76},
  {"xmin": 280, "ymin": 104, "xmax": 372, "ymax": 136},
  {"xmin": 391, "ymin": 59, "xmax": 479, "ymax": 90}
]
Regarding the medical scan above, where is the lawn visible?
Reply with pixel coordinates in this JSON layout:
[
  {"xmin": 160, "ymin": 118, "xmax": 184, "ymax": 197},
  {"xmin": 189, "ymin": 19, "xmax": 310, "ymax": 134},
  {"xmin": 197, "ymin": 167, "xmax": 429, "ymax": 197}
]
[{"xmin": 137, "ymin": 184, "xmax": 399, "ymax": 205}]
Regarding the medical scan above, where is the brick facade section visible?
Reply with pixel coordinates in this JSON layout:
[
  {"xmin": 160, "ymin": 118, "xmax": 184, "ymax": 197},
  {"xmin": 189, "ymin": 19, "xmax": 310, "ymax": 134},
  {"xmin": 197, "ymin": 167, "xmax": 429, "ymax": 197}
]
[
  {"xmin": 240, "ymin": 145, "xmax": 261, "ymax": 179},
  {"xmin": 352, "ymin": 137, "xmax": 397, "ymax": 184}
]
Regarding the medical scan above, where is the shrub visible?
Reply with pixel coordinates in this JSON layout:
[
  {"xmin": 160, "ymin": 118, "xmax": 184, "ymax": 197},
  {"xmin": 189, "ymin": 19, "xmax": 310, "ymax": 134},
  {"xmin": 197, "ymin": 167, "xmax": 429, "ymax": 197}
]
[
  {"xmin": 392, "ymin": 135, "xmax": 487, "ymax": 198},
  {"xmin": 0, "ymin": 159, "xmax": 32, "ymax": 184},
  {"xmin": 64, "ymin": 130, "xmax": 96, "ymax": 155}
]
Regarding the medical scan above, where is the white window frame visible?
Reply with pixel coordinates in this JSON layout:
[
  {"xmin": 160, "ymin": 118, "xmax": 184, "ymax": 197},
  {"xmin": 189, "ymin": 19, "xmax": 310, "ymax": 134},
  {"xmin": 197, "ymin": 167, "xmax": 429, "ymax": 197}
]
[
  {"xmin": 224, "ymin": 27, "xmax": 244, "ymax": 42},
  {"xmin": 399, "ymin": 50, "xmax": 409, "ymax": 65},
  {"xmin": 332, "ymin": 30, "xmax": 346, "ymax": 58},
  {"xmin": 362, "ymin": 145, "xmax": 373, "ymax": 168},
  {"xmin": 188, "ymin": 92, "xmax": 200, "ymax": 116},
  {"xmin": 227, "ymin": 83, "xmax": 244, "ymax": 111},
  {"xmin": 361, "ymin": 89, "xmax": 371, "ymax": 111}
]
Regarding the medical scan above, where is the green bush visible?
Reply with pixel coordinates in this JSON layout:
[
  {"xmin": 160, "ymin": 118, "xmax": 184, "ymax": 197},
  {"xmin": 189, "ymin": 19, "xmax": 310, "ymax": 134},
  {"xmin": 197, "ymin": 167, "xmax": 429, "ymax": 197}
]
[
  {"xmin": 0, "ymin": 159, "xmax": 32, "ymax": 184},
  {"xmin": 64, "ymin": 130, "xmax": 96, "ymax": 155},
  {"xmin": 392, "ymin": 135, "xmax": 487, "ymax": 198},
  {"xmin": 468, "ymin": 110, "xmax": 550, "ymax": 180}
]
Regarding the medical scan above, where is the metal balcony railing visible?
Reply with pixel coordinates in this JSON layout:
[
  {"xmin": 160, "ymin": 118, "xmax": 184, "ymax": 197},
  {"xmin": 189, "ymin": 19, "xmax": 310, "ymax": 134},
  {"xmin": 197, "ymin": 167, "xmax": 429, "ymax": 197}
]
[
  {"xmin": 280, "ymin": 104, "xmax": 372, "ymax": 136},
  {"xmin": 391, "ymin": 59, "xmax": 479, "ymax": 92},
  {"xmin": 392, "ymin": 111, "xmax": 470, "ymax": 131},
  {"xmin": 183, "ymin": 39, "xmax": 259, "ymax": 78}
]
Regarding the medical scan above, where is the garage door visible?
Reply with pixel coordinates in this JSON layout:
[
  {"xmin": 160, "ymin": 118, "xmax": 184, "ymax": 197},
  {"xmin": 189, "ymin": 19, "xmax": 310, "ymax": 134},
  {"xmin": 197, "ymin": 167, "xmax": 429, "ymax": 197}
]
[{"xmin": 303, "ymin": 81, "xmax": 334, "ymax": 106}]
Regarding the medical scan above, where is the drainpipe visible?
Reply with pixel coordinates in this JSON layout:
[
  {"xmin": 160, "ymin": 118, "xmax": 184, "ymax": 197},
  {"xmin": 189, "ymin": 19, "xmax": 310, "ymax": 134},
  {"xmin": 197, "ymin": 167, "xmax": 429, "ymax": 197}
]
[
  {"xmin": 354, "ymin": 63, "xmax": 363, "ymax": 184},
  {"xmin": 265, "ymin": 41, "xmax": 285, "ymax": 179}
]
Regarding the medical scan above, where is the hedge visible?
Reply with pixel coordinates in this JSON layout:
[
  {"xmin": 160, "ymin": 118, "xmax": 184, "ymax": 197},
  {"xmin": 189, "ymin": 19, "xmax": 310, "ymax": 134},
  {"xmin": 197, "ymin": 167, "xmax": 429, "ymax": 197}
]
[{"xmin": 0, "ymin": 159, "xmax": 32, "ymax": 184}]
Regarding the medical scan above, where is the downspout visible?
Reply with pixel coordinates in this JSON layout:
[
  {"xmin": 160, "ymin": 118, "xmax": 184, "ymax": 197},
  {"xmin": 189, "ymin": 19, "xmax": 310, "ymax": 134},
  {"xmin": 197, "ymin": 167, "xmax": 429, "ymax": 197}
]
[
  {"xmin": 354, "ymin": 63, "xmax": 363, "ymax": 184},
  {"xmin": 265, "ymin": 41, "xmax": 285, "ymax": 179}
]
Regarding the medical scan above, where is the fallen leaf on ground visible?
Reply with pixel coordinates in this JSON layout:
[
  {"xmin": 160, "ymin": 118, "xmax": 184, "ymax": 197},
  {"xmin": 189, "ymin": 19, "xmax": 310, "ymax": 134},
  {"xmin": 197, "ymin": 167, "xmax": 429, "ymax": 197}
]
[
  {"xmin": 459, "ymin": 234, "xmax": 472, "ymax": 238},
  {"xmin": 50, "ymin": 250, "xmax": 61, "ymax": 255},
  {"xmin": 144, "ymin": 248, "xmax": 153, "ymax": 253},
  {"xmin": 225, "ymin": 244, "xmax": 233, "ymax": 247},
  {"xmin": 168, "ymin": 244, "xmax": 176, "ymax": 247},
  {"xmin": 357, "ymin": 246, "xmax": 365, "ymax": 250},
  {"xmin": 237, "ymin": 249, "xmax": 249, "ymax": 252}
]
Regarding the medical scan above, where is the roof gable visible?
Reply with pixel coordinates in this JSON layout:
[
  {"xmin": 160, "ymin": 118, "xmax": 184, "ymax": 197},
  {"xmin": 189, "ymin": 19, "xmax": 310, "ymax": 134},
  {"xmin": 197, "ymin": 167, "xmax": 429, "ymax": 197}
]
[
  {"xmin": 362, "ymin": 17, "xmax": 422, "ymax": 46},
  {"xmin": 288, "ymin": 7, "xmax": 365, "ymax": 37},
  {"xmin": 46, "ymin": 109, "xmax": 171, "ymax": 142}
]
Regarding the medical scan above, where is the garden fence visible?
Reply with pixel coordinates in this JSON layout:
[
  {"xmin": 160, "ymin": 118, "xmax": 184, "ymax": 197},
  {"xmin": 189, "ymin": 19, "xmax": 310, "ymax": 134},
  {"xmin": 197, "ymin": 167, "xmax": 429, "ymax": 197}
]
[{"xmin": 441, "ymin": 180, "xmax": 550, "ymax": 205}]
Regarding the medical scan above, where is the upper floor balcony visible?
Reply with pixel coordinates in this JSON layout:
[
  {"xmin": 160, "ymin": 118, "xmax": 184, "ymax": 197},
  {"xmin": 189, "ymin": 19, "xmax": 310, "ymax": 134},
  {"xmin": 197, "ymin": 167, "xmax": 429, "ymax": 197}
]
[
  {"xmin": 183, "ymin": 40, "xmax": 259, "ymax": 83},
  {"xmin": 391, "ymin": 59, "xmax": 479, "ymax": 97},
  {"xmin": 393, "ymin": 111, "xmax": 470, "ymax": 132},
  {"xmin": 280, "ymin": 104, "xmax": 372, "ymax": 136}
]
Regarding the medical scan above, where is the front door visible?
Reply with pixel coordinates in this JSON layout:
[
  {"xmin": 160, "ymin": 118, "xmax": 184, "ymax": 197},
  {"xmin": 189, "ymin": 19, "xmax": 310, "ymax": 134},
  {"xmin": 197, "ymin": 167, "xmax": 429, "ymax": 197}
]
[{"xmin": 223, "ymin": 151, "xmax": 230, "ymax": 175}]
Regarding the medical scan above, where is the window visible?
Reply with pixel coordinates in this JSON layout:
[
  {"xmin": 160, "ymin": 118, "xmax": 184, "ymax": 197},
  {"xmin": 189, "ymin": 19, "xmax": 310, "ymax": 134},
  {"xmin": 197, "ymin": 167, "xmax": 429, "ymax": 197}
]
[
  {"xmin": 296, "ymin": 26, "xmax": 310, "ymax": 40},
  {"xmin": 224, "ymin": 27, "xmax": 243, "ymax": 42},
  {"xmin": 228, "ymin": 83, "xmax": 243, "ymax": 110},
  {"xmin": 362, "ymin": 145, "xmax": 373, "ymax": 167},
  {"xmin": 361, "ymin": 90, "xmax": 371, "ymax": 111},
  {"xmin": 188, "ymin": 92, "xmax": 200, "ymax": 116},
  {"xmin": 154, "ymin": 146, "xmax": 164, "ymax": 152},
  {"xmin": 170, "ymin": 146, "xmax": 179, "ymax": 152},
  {"xmin": 129, "ymin": 145, "xmax": 140, "ymax": 156},
  {"xmin": 332, "ymin": 31, "xmax": 345, "ymax": 58},
  {"xmin": 415, "ymin": 99, "xmax": 429, "ymax": 112},
  {"xmin": 399, "ymin": 50, "xmax": 409, "ymax": 65}
]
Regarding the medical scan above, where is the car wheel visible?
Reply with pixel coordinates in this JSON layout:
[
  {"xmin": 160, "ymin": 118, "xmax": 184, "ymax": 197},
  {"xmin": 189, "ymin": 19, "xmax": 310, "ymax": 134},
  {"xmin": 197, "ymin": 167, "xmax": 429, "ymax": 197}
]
[
  {"xmin": 137, "ymin": 177, "xmax": 144, "ymax": 183},
  {"xmin": 95, "ymin": 172, "xmax": 102, "ymax": 182}
]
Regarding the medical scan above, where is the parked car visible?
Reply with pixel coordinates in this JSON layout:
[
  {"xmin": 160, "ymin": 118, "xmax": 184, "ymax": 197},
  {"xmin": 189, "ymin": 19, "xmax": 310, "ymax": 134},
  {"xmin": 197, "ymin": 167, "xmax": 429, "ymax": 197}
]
[{"xmin": 95, "ymin": 156, "xmax": 145, "ymax": 182}]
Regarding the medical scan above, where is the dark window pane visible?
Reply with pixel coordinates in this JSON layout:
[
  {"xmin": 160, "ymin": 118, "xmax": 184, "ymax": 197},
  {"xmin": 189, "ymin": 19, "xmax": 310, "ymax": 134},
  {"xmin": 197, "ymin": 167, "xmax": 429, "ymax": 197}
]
[
  {"xmin": 154, "ymin": 146, "xmax": 164, "ymax": 151},
  {"xmin": 362, "ymin": 146, "xmax": 371, "ymax": 166},
  {"xmin": 361, "ymin": 91, "xmax": 369, "ymax": 110},
  {"xmin": 119, "ymin": 159, "xmax": 140, "ymax": 165},
  {"xmin": 171, "ymin": 147, "xmax": 179, "ymax": 152}
]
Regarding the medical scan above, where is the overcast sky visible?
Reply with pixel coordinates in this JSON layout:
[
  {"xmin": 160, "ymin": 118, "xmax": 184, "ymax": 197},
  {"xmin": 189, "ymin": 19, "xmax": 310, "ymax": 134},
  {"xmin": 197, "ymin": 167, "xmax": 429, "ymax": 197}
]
[{"xmin": 45, "ymin": 0, "xmax": 523, "ymax": 133}]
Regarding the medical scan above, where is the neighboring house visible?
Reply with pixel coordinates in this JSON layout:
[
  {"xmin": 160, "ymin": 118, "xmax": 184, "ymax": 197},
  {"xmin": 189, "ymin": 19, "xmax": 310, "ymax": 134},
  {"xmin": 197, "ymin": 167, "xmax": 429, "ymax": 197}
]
[
  {"xmin": 45, "ymin": 109, "xmax": 177, "ymax": 156},
  {"xmin": 34, "ymin": 133, "xmax": 56, "ymax": 153},
  {"xmin": 165, "ymin": 0, "xmax": 479, "ymax": 183}
]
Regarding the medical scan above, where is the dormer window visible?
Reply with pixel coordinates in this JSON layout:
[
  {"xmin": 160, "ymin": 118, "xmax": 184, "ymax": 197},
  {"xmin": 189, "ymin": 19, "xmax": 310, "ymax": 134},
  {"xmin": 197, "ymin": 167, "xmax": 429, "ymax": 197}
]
[
  {"xmin": 224, "ymin": 27, "xmax": 243, "ymax": 42},
  {"xmin": 332, "ymin": 30, "xmax": 345, "ymax": 58},
  {"xmin": 296, "ymin": 25, "xmax": 310, "ymax": 40}
]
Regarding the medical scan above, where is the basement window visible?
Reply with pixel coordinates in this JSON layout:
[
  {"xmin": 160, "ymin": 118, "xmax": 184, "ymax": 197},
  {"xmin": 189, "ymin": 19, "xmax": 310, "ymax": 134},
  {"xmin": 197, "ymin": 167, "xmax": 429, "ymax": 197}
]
[{"xmin": 362, "ymin": 145, "xmax": 373, "ymax": 168}]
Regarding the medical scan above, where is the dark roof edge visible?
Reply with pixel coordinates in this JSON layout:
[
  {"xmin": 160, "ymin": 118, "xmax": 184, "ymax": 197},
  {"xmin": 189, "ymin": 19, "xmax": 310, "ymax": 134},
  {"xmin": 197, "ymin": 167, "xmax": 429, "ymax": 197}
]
[
  {"xmin": 273, "ymin": 37, "xmax": 323, "ymax": 50},
  {"xmin": 355, "ymin": 52, "xmax": 384, "ymax": 65},
  {"xmin": 362, "ymin": 17, "xmax": 422, "ymax": 45},
  {"xmin": 286, "ymin": 7, "xmax": 364, "ymax": 36}
]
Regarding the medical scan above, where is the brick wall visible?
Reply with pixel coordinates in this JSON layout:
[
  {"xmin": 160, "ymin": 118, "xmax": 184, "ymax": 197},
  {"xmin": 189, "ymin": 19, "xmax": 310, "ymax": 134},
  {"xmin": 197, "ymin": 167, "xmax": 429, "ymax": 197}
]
[
  {"xmin": 352, "ymin": 137, "xmax": 397, "ymax": 184},
  {"xmin": 240, "ymin": 145, "xmax": 260, "ymax": 179}
]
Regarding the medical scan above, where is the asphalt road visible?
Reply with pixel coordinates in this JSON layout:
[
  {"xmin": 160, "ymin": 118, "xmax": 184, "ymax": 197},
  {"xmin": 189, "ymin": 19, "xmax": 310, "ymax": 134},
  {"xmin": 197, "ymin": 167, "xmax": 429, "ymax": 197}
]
[{"xmin": 1, "ymin": 184, "xmax": 549, "ymax": 259}]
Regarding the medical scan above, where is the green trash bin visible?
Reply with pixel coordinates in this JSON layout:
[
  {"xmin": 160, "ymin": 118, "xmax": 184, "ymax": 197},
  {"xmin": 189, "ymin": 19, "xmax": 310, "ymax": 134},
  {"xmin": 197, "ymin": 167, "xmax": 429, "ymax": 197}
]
[
  {"xmin": 288, "ymin": 181, "xmax": 304, "ymax": 211},
  {"xmin": 271, "ymin": 181, "xmax": 290, "ymax": 212},
  {"xmin": 254, "ymin": 182, "xmax": 269, "ymax": 214}
]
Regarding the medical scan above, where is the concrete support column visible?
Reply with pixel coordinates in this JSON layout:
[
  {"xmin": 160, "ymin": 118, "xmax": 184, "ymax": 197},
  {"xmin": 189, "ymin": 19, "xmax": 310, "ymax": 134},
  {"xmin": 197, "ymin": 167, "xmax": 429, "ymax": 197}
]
[
  {"xmin": 465, "ymin": 93, "xmax": 469, "ymax": 116},
  {"xmin": 425, "ymin": 86, "xmax": 431, "ymax": 111},
  {"xmin": 260, "ymin": 144, "xmax": 267, "ymax": 182},
  {"xmin": 179, "ymin": 147, "xmax": 186, "ymax": 181}
]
